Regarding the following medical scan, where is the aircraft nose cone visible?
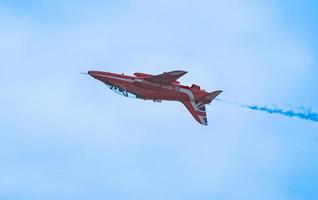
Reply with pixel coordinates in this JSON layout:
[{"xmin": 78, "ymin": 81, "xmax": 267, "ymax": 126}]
[
  {"xmin": 88, "ymin": 71, "xmax": 94, "ymax": 76},
  {"xmin": 87, "ymin": 71, "xmax": 99, "ymax": 80},
  {"xmin": 87, "ymin": 71, "xmax": 106, "ymax": 82},
  {"xmin": 88, "ymin": 71, "xmax": 98, "ymax": 78}
]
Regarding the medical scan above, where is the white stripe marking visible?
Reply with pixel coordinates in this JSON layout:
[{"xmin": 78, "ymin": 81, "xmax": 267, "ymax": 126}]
[
  {"xmin": 179, "ymin": 88, "xmax": 200, "ymax": 111},
  {"xmin": 92, "ymin": 74, "xmax": 134, "ymax": 83},
  {"xmin": 180, "ymin": 88, "xmax": 206, "ymax": 114},
  {"xmin": 199, "ymin": 116, "xmax": 208, "ymax": 125}
]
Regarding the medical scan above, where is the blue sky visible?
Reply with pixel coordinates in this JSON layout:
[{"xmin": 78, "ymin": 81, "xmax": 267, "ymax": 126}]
[{"xmin": 0, "ymin": 0, "xmax": 318, "ymax": 199}]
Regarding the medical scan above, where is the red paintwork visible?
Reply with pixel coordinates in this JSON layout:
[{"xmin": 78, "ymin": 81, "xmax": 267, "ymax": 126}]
[{"xmin": 88, "ymin": 70, "xmax": 222, "ymax": 125}]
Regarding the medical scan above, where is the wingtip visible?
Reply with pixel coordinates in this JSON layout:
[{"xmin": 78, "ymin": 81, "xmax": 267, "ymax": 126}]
[
  {"xmin": 178, "ymin": 70, "xmax": 188, "ymax": 74},
  {"xmin": 169, "ymin": 70, "xmax": 188, "ymax": 76},
  {"xmin": 214, "ymin": 90, "xmax": 223, "ymax": 96}
]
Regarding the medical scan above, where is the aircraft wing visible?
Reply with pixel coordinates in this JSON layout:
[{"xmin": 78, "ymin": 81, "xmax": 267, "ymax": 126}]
[{"xmin": 144, "ymin": 70, "xmax": 187, "ymax": 84}]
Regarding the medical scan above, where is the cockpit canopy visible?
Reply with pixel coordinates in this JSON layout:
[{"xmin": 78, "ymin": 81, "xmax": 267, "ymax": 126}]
[{"xmin": 105, "ymin": 83, "xmax": 138, "ymax": 99}]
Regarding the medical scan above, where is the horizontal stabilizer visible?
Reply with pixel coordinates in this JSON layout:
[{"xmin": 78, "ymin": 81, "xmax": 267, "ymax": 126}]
[{"xmin": 198, "ymin": 90, "xmax": 223, "ymax": 104}]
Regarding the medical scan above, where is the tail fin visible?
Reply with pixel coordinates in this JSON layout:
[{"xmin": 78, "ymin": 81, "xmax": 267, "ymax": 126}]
[
  {"xmin": 182, "ymin": 101, "xmax": 208, "ymax": 125},
  {"xmin": 181, "ymin": 90, "xmax": 222, "ymax": 126}
]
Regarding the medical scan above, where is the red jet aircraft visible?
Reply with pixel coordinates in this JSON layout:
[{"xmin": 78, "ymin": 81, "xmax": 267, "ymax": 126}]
[{"xmin": 88, "ymin": 70, "xmax": 222, "ymax": 125}]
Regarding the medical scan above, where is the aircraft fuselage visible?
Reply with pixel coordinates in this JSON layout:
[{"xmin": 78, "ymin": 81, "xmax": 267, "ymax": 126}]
[
  {"xmin": 88, "ymin": 71, "xmax": 208, "ymax": 102},
  {"xmin": 88, "ymin": 70, "xmax": 222, "ymax": 126}
]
